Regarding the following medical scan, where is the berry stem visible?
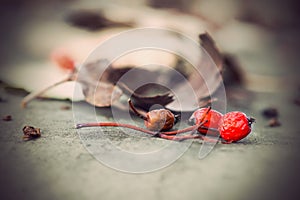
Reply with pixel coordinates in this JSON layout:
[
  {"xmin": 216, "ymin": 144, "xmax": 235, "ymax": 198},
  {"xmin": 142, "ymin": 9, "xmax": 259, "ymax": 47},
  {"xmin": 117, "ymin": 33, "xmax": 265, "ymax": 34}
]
[
  {"xmin": 76, "ymin": 120, "xmax": 208, "ymax": 141},
  {"xmin": 77, "ymin": 122, "xmax": 157, "ymax": 135},
  {"xmin": 21, "ymin": 73, "xmax": 75, "ymax": 108},
  {"xmin": 199, "ymin": 126, "xmax": 219, "ymax": 133},
  {"xmin": 128, "ymin": 99, "xmax": 148, "ymax": 121},
  {"xmin": 200, "ymin": 106, "xmax": 212, "ymax": 122},
  {"xmin": 248, "ymin": 117, "xmax": 256, "ymax": 125},
  {"xmin": 163, "ymin": 122, "xmax": 207, "ymax": 135},
  {"xmin": 158, "ymin": 133, "xmax": 201, "ymax": 141},
  {"xmin": 76, "ymin": 122, "xmax": 205, "ymax": 135}
]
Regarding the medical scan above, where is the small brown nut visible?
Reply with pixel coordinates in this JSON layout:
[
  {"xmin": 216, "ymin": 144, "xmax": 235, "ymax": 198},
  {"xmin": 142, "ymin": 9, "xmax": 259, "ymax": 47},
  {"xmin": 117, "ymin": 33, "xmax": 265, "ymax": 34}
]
[{"xmin": 144, "ymin": 109, "xmax": 175, "ymax": 131}]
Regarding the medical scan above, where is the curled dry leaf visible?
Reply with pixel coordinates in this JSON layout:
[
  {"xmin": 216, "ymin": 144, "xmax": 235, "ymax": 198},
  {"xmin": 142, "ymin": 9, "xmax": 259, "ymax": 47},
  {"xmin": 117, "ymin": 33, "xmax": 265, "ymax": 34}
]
[
  {"xmin": 76, "ymin": 59, "xmax": 122, "ymax": 107},
  {"xmin": 117, "ymin": 82, "xmax": 174, "ymax": 110},
  {"xmin": 199, "ymin": 33, "xmax": 223, "ymax": 69},
  {"xmin": 77, "ymin": 33, "xmax": 223, "ymax": 111},
  {"xmin": 76, "ymin": 59, "xmax": 174, "ymax": 108},
  {"xmin": 161, "ymin": 32, "xmax": 223, "ymax": 111}
]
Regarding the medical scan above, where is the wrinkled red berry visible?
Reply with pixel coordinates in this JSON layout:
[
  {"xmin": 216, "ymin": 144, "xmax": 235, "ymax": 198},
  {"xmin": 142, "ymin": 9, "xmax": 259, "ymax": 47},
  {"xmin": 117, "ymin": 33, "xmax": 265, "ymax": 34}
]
[
  {"xmin": 219, "ymin": 111, "xmax": 254, "ymax": 142},
  {"xmin": 189, "ymin": 108, "xmax": 223, "ymax": 135}
]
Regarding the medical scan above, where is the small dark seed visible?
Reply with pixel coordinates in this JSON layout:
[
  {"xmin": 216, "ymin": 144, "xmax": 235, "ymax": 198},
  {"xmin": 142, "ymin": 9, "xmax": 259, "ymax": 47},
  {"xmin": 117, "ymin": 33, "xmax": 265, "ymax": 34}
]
[
  {"xmin": 0, "ymin": 97, "xmax": 6, "ymax": 102},
  {"xmin": 2, "ymin": 115, "xmax": 12, "ymax": 121},
  {"xmin": 294, "ymin": 97, "xmax": 300, "ymax": 106},
  {"xmin": 60, "ymin": 105, "xmax": 71, "ymax": 110},
  {"xmin": 262, "ymin": 107, "xmax": 278, "ymax": 118}
]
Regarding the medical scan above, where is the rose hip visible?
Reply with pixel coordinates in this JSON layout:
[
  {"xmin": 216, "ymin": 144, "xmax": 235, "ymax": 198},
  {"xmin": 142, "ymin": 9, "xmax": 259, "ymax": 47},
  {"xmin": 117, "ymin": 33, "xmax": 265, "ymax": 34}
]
[
  {"xmin": 218, "ymin": 111, "xmax": 255, "ymax": 143},
  {"xmin": 189, "ymin": 107, "xmax": 223, "ymax": 135}
]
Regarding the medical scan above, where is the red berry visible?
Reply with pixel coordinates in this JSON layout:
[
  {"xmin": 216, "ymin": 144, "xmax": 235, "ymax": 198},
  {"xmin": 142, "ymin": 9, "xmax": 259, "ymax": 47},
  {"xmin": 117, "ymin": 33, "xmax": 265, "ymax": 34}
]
[
  {"xmin": 189, "ymin": 108, "xmax": 223, "ymax": 135},
  {"xmin": 219, "ymin": 111, "xmax": 254, "ymax": 142},
  {"xmin": 51, "ymin": 50, "xmax": 75, "ymax": 70}
]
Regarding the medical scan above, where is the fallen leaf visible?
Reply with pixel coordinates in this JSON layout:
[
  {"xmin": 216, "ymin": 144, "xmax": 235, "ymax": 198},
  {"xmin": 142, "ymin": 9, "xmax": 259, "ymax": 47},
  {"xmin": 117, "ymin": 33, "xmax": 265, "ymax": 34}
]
[
  {"xmin": 199, "ymin": 33, "xmax": 223, "ymax": 69},
  {"xmin": 83, "ymin": 82, "xmax": 123, "ymax": 107},
  {"xmin": 75, "ymin": 32, "xmax": 223, "ymax": 111},
  {"xmin": 165, "ymin": 33, "xmax": 223, "ymax": 111},
  {"xmin": 77, "ymin": 59, "xmax": 174, "ymax": 108},
  {"xmin": 117, "ymin": 82, "xmax": 173, "ymax": 110},
  {"xmin": 222, "ymin": 54, "xmax": 244, "ymax": 86}
]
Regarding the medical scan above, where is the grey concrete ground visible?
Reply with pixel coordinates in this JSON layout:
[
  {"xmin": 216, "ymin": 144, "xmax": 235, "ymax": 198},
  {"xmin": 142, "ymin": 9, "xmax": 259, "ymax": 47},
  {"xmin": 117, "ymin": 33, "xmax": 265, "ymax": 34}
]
[
  {"xmin": 1, "ymin": 0, "xmax": 300, "ymax": 200},
  {"xmin": 1, "ymin": 84, "xmax": 300, "ymax": 200}
]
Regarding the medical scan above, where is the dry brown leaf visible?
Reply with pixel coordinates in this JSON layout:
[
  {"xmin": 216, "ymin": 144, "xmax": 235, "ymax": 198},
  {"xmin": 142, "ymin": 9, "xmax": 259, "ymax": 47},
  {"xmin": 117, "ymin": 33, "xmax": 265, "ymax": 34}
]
[
  {"xmin": 76, "ymin": 32, "xmax": 223, "ymax": 112},
  {"xmin": 164, "ymin": 33, "xmax": 223, "ymax": 111},
  {"xmin": 20, "ymin": 31, "xmax": 224, "ymax": 112},
  {"xmin": 77, "ymin": 59, "xmax": 175, "ymax": 108},
  {"xmin": 83, "ymin": 82, "xmax": 123, "ymax": 107},
  {"xmin": 117, "ymin": 82, "xmax": 174, "ymax": 110}
]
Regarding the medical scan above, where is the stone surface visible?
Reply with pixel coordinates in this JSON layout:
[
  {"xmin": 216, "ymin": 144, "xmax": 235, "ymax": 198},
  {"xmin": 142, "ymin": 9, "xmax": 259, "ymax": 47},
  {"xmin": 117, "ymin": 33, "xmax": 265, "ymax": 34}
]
[{"xmin": 0, "ymin": 83, "xmax": 300, "ymax": 200}]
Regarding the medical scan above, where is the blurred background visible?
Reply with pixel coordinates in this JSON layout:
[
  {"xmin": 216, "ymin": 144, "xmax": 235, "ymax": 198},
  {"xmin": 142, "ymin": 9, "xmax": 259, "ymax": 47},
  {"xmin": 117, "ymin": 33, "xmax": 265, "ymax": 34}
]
[{"xmin": 0, "ymin": 0, "xmax": 300, "ymax": 95}]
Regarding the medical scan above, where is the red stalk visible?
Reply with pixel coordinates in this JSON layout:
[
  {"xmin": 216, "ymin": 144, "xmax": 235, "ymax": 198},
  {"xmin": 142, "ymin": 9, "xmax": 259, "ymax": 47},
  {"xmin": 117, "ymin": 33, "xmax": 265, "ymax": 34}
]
[
  {"xmin": 76, "ymin": 122, "xmax": 204, "ymax": 135},
  {"xmin": 76, "ymin": 106, "xmax": 218, "ymax": 142}
]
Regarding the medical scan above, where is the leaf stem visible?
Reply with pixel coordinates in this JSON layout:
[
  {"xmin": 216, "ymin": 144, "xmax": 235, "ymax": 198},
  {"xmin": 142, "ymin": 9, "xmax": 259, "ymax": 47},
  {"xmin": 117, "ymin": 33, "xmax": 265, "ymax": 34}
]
[
  {"xmin": 128, "ymin": 99, "xmax": 148, "ymax": 121},
  {"xmin": 21, "ymin": 73, "xmax": 74, "ymax": 108},
  {"xmin": 76, "ymin": 120, "xmax": 207, "ymax": 141},
  {"xmin": 76, "ymin": 122, "xmax": 202, "ymax": 135}
]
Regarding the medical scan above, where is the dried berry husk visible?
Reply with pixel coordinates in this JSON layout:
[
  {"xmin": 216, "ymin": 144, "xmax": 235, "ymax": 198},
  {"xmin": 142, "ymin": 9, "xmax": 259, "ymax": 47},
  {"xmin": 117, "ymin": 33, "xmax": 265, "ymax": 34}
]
[
  {"xmin": 23, "ymin": 126, "xmax": 41, "ymax": 140},
  {"xmin": 145, "ymin": 109, "xmax": 175, "ymax": 131}
]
